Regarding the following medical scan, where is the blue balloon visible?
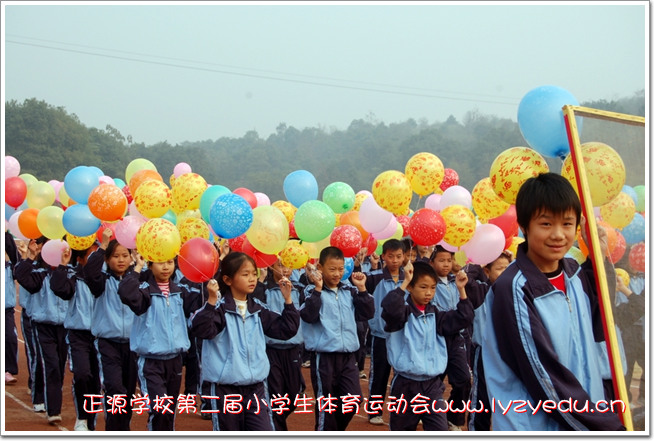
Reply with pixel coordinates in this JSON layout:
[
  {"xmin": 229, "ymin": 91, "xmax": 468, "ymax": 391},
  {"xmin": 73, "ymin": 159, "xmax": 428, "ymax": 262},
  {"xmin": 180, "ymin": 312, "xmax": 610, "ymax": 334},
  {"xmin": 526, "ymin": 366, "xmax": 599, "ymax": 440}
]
[
  {"xmin": 64, "ymin": 166, "xmax": 99, "ymax": 204},
  {"xmin": 88, "ymin": 166, "xmax": 104, "ymax": 178},
  {"xmin": 5, "ymin": 203, "xmax": 17, "ymax": 221},
  {"xmin": 162, "ymin": 209, "xmax": 177, "ymax": 225},
  {"xmin": 200, "ymin": 185, "xmax": 231, "ymax": 224},
  {"xmin": 113, "ymin": 178, "xmax": 127, "ymax": 188},
  {"xmin": 62, "ymin": 203, "xmax": 101, "ymax": 237},
  {"xmin": 209, "ymin": 193, "xmax": 253, "ymax": 239},
  {"xmin": 621, "ymin": 212, "xmax": 645, "ymax": 245},
  {"xmin": 283, "ymin": 170, "xmax": 319, "ymax": 207},
  {"xmin": 621, "ymin": 185, "xmax": 638, "ymax": 205},
  {"xmin": 341, "ymin": 257, "xmax": 355, "ymax": 282},
  {"xmin": 517, "ymin": 85, "xmax": 583, "ymax": 159}
]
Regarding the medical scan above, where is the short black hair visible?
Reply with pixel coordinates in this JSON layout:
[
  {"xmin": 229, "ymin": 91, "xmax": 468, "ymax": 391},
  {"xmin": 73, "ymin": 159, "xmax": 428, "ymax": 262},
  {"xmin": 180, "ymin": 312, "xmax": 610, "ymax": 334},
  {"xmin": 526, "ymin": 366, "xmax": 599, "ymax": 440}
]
[
  {"xmin": 430, "ymin": 245, "xmax": 453, "ymax": 261},
  {"xmin": 516, "ymin": 173, "xmax": 581, "ymax": 232},
  {"xmin": 382, "ymin": 238, "xmax": 404, "ymax": 255},
  {"xmin": 408, "ymin": 261, "xmax": 438, "ymax": 287},
  {"xmin": 401, "ymin": 237, "xmax": 413, "ymax": 253},
  {"xmin": 319, "ymin": 246, "xmax": 344, "ymax": 265}
]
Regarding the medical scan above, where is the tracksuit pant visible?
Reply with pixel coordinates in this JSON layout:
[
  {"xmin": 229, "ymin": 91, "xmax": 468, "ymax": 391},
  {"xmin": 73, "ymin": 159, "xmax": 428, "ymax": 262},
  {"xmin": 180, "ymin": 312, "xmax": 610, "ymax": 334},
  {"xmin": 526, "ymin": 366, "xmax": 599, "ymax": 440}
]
[
  {"xmin": 355, "ymin": 320, "xmax": 369, "ymax": 372},
  {"xmin": 208, "ymin": 381, "xmax": 274, "ymax": 431},
  {"xmin": 444, "ymin": 332, "xmax": 472, "ymax": 427},
  {"xmin": 468, "ymin": 344, "xmax": 491, "ymax": 431},
  {"xmin": 266, "ymin": 345, "xmax": 305, "ymax": 430},
  {"xmin": 96, "ymin": 338, "xmax": 138, "ymax": 431},
  {"xmin": 67, "ymin": 329, "xmax": 101, "ymax": 430},
  {"xmin": 21, "ymin": 310, "xmax": 44, "ymax": 405},
  {"xmin": 368, "ymin": 336, "xmax": 391, "ymax": 419},
  {"xmin": 34, "ymin": 322, "xmax": 68, "ymax": 417},
  {"xmin": 137, "ymin": 354, "xmax": 183, "ymax": 431},
  {"xmin": 5, "ymin": 307, "xmax": 18, "ymax": 375},
  {"xmin": 388, "ymin": 374, "xmax": 448, "ymax": 431}
]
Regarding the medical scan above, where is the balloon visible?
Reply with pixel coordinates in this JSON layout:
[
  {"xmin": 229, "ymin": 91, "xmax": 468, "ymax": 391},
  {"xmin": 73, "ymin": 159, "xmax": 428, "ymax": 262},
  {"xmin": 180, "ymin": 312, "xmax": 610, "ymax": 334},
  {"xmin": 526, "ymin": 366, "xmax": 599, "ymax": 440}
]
[
  {"xmin": 136, "ymin": 218, "xmax": 181, "ymax": 262},
  {"xmin": 408, "ymin": 208, "xmax": 446, "ymax": 246},
  {"xmin": 233, "ymin": 187, "xmax": 258, "ymax": 209},
  {"xmin": 134, "ymin": 180, "xmax": 172, "ymax": 218},
  {"xmin": 566, "ymin": 246, "xmax": 586, "ymax": 265},
  {"xmin": 424, "ymin": 194, "xmax": 442, "ymax": 211},
  {"xmin": 283, "ymin": 170, "xmax": 319, "ymax": 207},
  {"xmin": 4, "ymin": 176, "xmax": 28, "ymax": 208},
  {"xmin": 294, "ymin": 200, "xmax": 335, "ymax": 243},
  {"xmin": 633, "ymin": 185, "xmax": 645, "ymax": 212},
  {"xmin": 87, "ymin": 184, "xmax": 128, "ymax": 222},
  {"xmin": 577, "ymin": 220, "xmax": 617, "ymax": 258},
  {"xmin": 404, "ymin": 152, "xmax": 445, "ymax": 196},
  {"xmin": 122, "ymin": 185, "xmax": 133, "ymax": 204},
  {"xmin": 561, "ymin": 142, "xmax": 626, "ymax": 207},
  {"xmin": 363, "ymin": 234, "xmax": 378, "ymax": 256},
  {"xmin": 301, "ymin": 234, "xmax": 333, "ymax": 260},
  {"xmin": 172, "ymin": 173, "xmax": 208, "ymax": 212},
  {"xmin": 506, "ymin": 236, "xmax": 525, "ymax": 257},
  {"xmin": 25, "ymin": 181, "xmax": 55, "ymax": 209},
  {"xmin": 129, "ymin": 169, "xmax": 163, "ymax": 195},
  {"xmin": 322, "ymin": 182, "xmax": 356, "ymax": 214},
  {"xmin": 176, "ymin": 209, "xmax": 202, "ymax": 225},
  {"xmin": 330, "ymin": 225, "xmax": 363, "ymax": 258},
  {"xmin": 58, "ymin": 185, "xmax": 74, "ymax": 207},
  {"xmin": 353, "ymin": 192, "xmax": 370, "ymax": 211},
  {"xmin": 488, "ymin": 205, "xmax": 518, "ymax": 239},
  {"xmin": 177, "ymin": 217, "xmax": 211, "ymax": 244},
  {"xmin": 254, "ymin": 192, "xmax": 271, "ymax": 207},
  {"xmin": 99, "ymin": 176, "xmax": 115, "ymax": 186},
  {"xmin": 359, "ymin": 195, "xmax": 394, "ymax": 234},
  {"xmin": 489, "ymin": 147, "xmax": 549, "ymax": 205},
  {"xmin": 36, "ymin": 206, "xmax": 66, "ymax": 239},
  {"xmin": 5, "ymin": 156, "xmax": 20, "ymax": 178},
  {"xmin": 440, "ymin": 185, "xmax": 472, "ymax": 209},
  {"xmin": 441, "ymin": 205, "xmax": 476, "ymax": 247},
  {"xmin": 62, "ymin": 204, "xmax": 101, "ymax": 237},
  {"xmin": 396, "ymin": 215, "xmax": 411, "ymax": 234},
  {"xmin": 5, "ymin": 203, "xmax": 18, "ymax": 222},
  {"xmin": 610, "ymin": 230, "xmax": 626, "ymax": 264},
  {"xmin": 19, "ymin": 173, "xmax": 38, "ymax": 189},
  {"xmin": 64, "ymin": 166, "xmax": 100, "ymax": 204},
  {"xmin": 471, "ymin": 177, "xmax": 511, "ymax": 220},
  {"xmin": 96, "ymin": 222, "xmax": 117, "ymax": 243},
  {"xmin": 517, "ymin": 85, "xmax": 581, "ymax": 159},
  {"xmin": 342, "ymin": 257, "xmax": 355, "ymax": 282},
  {"xmin": 371, "ymin": 216, "xmax": 398, "ymax": 240},
  {"xmin": 18, "ymin": 208, "xmax": 42, "ymax": 239},
  {"xmin": 372, "ymin": 170, "xmax": 412, "ymax": 216},
  {"xmin": 339, "ymin": 210, "xmax": 369, "ymax": 241},
  {"xmin": 228, "ymin": 235, "xmax": 246, "ymax": 252},
  {"xmin": 209, "ymin": 193, "xmax": 253, "ymax": 239},
  {"xmin": 271, "ymin": 200, "xmax": 297, "ymax": 223},
  {"xmin": 178, "ymin": 237, "xmax": 219, "ymax": 283},
  {"xmin": 245, "ymin": 205, "xmax": 290, "ymax": 255},
  {"xmin": 113, "ymin": 178, "xmax": 126, "ymax": 188},
  {"xmin": 279, "ymin": 240, "xmax": 310, "ymax": 270},
  {"xmin": 115, "ymin": 215, "xmax": 146, "ymax": 249},
  {"xmin": 161, "ymin": 209, "xmax": 177, "ymax": 225},
  {"xmin": 125, "ymin": 158, "xmax": 157, "ymax": 184},
  {"xmin": 66, "ymin": 233, "xmax": 97, "ymax": 251},
  {"xmin": 454, "ymin": 250, "xmax": 468, "ymax": 268},
  {"xmin": 615, "ymin": 268, "xmax": 630, "ymax": 288},
  {"xmin": 200, "ymin": 185, "xmax": 231, "ymax": 223},
  {"xmin": 439, "ymin": 168, "xmax": 459, "ymax": 193},
  {"xmin": 173, "ymin": 162, "xmax": 192, "ymax": 178},
  {"xmin": 599, "ymin": 192, "xmax": 635, "ymax": 230},
  {"xmin": 8, "ymin": 212, "xmax": 29, "ymax": 240},
  {"xmin": 621, "ymin": 212, "xmax": 645, "ymax": 245},
  {"xmin": 461, "ymin": 223, "xmax": 506, "ymax": 266},
  {"xmin": 628, "ymin": 242, "xmax": 645, "ymax": 273},
  {"xmin": 41, "ymin": 239, "xmax": 69, "ymax": 267},
  {"xmin": 621, "ymin": 185, "xmax": 638, "ymax": 205},
  {"xmin": 241, "ymin": 237, "xmax": 278, "ymax": 268}
]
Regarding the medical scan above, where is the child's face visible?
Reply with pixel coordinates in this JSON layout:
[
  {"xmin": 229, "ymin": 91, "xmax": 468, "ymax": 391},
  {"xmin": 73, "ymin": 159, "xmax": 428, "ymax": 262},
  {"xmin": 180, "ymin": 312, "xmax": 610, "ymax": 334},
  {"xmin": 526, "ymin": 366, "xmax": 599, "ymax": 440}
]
[
  {"xmin": 382, "ymin": 248, "xmax": 404, "ymax": 273},
  {"xmin": 107, "ymin": 245, "xmax": 131, "ymax": 276},
  {"xmin": 408, "ymin": 274, "xmax": 437, "ymax": 307},
  {"xmin": 524, "ymin": 208, "xmax": 577, "ymax": 273},
  {"xmin": 484, "ymin": 256, "xmax": 510, "ymax": 284},
  {"xmin": 150, "ymin": 260, "xmax": 175, "ymax": 283},
  {"xmin": 430, "ymin": 251, "xmax": 453, "ymax": 278},
  {"xmin": 318, "ymin": 257, "xmax": 345, "ymax": 289},
  {"xmin": 224, "ymin": 261, "xmax": 258, "ymax": 297},
  {"xmin": 271, "ymin": 259, "xmax": 292, "ymax": 281}
]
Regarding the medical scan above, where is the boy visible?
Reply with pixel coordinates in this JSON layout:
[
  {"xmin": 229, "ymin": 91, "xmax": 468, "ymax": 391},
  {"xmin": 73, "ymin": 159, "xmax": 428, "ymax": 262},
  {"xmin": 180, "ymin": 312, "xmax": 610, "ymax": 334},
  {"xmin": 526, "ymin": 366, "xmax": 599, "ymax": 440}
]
[
  {"xmin": 300, "ymin": 247, "xmax": 374, "ymax": 431},
  {"xmin": 381, "ymin": 261, "xmax": 473, "ymax": 430},
  {"xmin": 480, "ymin": 172, "xmax": 624, "ymax": 430},
  {"xmin": 430, "ymin": 245, "xmax": 472, "ymax": 430},
  {"xmin": 364, "ymin": 239, "xmax": 405, "ymax": 425}
]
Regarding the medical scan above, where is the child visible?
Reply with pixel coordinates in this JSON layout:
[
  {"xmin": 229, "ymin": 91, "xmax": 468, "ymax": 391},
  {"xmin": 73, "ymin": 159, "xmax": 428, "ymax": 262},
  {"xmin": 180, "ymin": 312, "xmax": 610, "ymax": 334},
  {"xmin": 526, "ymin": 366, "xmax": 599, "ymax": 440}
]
[
  {"xmin": 118, "ymin": 254, "xmax": 194, "ymax": 431},
  {"xmin": 480, "ymin": 172, "xmax": 624, "ymax": 430},
  {"xmin": 50, "ymin": 243, "xmax": 102, "ymax": 431},
  {"xmin": 365, "ymin": 238, "xmax": 405, "ymax": 425},
  {"xmin": 5, "ymin": 236, "xmax": 19, "ymax": 386},
  {"xmin": 430, "ymin": 245, "xmax": 472, "ymax": 430},
  {"xmin": 381, "ymin": 261, "xmax": 473, "ymax": 430},
  {"xmin": 301, "ymin": 246, "xmax": 374, "ymax": 431},
  {"xmin": 84, "ymin": 229, "xmax": 138, "ymax": 431},
  {"xmin": 190, "ymin": 252, "xmax": 300, "ymax": 431}
]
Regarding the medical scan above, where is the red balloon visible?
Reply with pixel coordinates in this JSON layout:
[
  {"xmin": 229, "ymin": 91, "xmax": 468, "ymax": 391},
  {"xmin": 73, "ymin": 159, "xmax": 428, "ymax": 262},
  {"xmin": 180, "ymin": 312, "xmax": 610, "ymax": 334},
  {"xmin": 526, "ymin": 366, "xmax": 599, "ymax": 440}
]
[
  {"xmin": 178, "ymin": 237, "xmax": 220, "ymax": 283},
  {"xmin": 504, "ymin": 234, "xmax": 515, "ymax": 251},
  {"xmin": 233, "ymin": 188, "xmax": 257, "ymax": 209},
  {"xmin": 289, "ymin": 219, "xmax": 298, "ymax": 239},
  {"xmin": 396, "ymin": 215, "xmax": 411, "ymax": 234},
  {"xmin": 241, "ymin": 238, "xmax": 278, "ymax": 268},
  {"xmin": 228, "ymin": 234, "xmax": 246, "ymax": 252},
  {"xmin": 629, "ymin": 242, "xmax": 645, "ymax": 273},
  {"xmin": 610, "ymin": 230, "xmax": 626, "ymax": 264},
  {"xmin": 330, "ymin": 225, "xmax": 363, "ymax": 258},
  {"xmin": 122, "ymin": 185, "xmax": 133, "ymax": 204},
  {"xmin": 363, "ymin": 234, "xmax": 377, "ymax": 256},
  {"xmin": 96, "ymin": 222, "xmax": 117, "ymax": 242},
  {"xmin": 5, "ymin": 176, "xmax": 28, "ymax": 208},
  {"xmin": 439, "ymin": 168, "xmax": 459, "ymax": 192},
  {"xmin": 408, "ymin": 208, "xmax": 446, "ymax": 246},
  {"xmin": 488, "ymin": 205, "xmax": 518, "ymax": 239}
]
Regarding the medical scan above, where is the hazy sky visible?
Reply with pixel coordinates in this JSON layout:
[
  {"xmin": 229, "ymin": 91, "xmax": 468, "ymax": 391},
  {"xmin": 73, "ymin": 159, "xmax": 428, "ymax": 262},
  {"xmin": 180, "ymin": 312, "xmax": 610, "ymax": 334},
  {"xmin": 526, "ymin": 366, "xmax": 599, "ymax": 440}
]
[{"xmin": 2, "ymin": 1, "xmax": 648, "ymax": 146}]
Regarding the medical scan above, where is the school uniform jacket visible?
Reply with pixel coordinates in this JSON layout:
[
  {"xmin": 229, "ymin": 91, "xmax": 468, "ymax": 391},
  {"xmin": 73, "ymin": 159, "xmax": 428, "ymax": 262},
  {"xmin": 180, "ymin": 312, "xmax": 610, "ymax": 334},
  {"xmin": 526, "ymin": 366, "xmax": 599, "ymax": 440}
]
[
  {"xmin": 365, "ymin": 267, "xmax": 404, "ymax": 339},
  {"xmin": 190, "ymin": 292, "xmax": 300, "ymax": 386},
  {"xmin": 263, "ymin": 280, "xmax": 304, "ymax": 349},
  {"xmin": 14, "ymin": 259, "xmax": 68, "ymax": 325},
  {"xmin": 5, "ymin": 264, "xmax": 16, "ymax": 309},
  {"xmin": 50, "ymin": 264, "xmax": 95, "ymax": 331},
  {"xmin": 118, "ymin": 270, "xmax": 191, "ymax": 359},
  {"xmin": 301, "ymin": 283, "xmax": 374, "ymax": 353},
  {"xmin": 480, "ymin": 243, "xmax": 624, "ymax": 431},
  {"xmin": 382, "ymin": 288, "xmax": 473, "ymax": 381}
]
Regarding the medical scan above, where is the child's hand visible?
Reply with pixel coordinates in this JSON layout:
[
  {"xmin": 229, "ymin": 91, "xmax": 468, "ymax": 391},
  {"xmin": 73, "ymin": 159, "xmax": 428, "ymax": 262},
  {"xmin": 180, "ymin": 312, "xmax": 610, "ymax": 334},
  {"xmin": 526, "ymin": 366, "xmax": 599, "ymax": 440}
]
[
  {"xmin": 369, "ymin": 253, "xmax": 381, "ymax": 269},
  {"xmin": 132, "ymin": 251, "xmax": 145, "ymax": 273},
  {"xmin": 100, "ymin": 227, "xmax": 113, "ymax": 250},
  {"xmin": 400, "ymin": 261, "xmax": 414, "ymax": 290},
  {"xmin": 456, "ymin": 269, "xmax": 468, "ymax": 288},
  {"xmin": 351, "ymin": 272, "xmax": 367, "ymax": 291},
  {"xmin": 27, "ymin": 239, "xmax": 41, "ymax": 260},
  {"xmin": 207, "ymin": 279, "xmax": 221, "ymax": 305},
  {"xmin": 16, "ymin": 240, "xmax": 28, "ymax": 259},
  {"xmin": 258, "ymin": 267, "xmax": 268, "ymax": 283},
  {"xmin": 61, "ymin": 246, "xmax": 72, "ymax": 266},
  {"xmin": 278, "ymin": 277, "xmax": 293, "ymax": 304},
  {"xmin": 312, "ymin": 269, "xmax": 323, "ymax": 292}
]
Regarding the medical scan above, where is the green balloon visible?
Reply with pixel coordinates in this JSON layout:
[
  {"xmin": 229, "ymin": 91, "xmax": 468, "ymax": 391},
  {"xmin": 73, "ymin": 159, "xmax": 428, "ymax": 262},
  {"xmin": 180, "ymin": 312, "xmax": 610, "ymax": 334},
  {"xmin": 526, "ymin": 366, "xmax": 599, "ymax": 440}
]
[
  {"xmin": 294, "ymin": 200, "xmax": 335, "ymax": 243},
  {"xmin": 633, "ymin": 185, "xmax": 645, "ymax": 212},
  {"xmin": 322, "ymin": 182, "xmax": 356, "ymax": 214}
]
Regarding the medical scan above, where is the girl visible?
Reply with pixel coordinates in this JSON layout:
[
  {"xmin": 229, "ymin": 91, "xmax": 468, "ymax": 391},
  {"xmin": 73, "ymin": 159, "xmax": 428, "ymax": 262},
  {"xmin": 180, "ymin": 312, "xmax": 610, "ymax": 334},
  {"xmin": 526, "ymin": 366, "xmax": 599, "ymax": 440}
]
[
  {"xmin": 190, "ymin": 252, "xmax": 300, "ymax": 431},
  {"xmin": 84, "ymin": 228, "xmax": 137, "ymax": 431}
]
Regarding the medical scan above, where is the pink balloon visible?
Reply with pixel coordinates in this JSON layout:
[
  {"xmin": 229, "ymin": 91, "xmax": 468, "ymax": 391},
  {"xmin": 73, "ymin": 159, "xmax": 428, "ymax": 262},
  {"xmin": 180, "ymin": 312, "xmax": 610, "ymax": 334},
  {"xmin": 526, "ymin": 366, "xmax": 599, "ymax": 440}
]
[
  {"xmin": 5, "ymin": 156, "xmax": 21, "ymax": 178},
  {"xmin": 371, "ymin": 216, "xmax": 398, "ymax": 240},
  {"xmin": 438, "ymin": 239, "xmax": 458, "ymax": 253},
  {"xmin": 174, "ymin": 162, "xmax": 192, "ymax": 178},
  {"xmin": 99, "ymin": 175, "xmax": 116, "ymax": 186},
  {"xmin": 254, "ymin": 192, "xmax": 271, "ymax": 206},
  {"xmin": 424, "ymin": 194, "xmax": 442, "ymax": 211},
  {"xmin": 128, "ymin": 201, "xmax": 148, "ymax": 220},
  {"xmin": 115, "ymin": 215, "xmax": 146, "ymax": 249},
  {"xmin": 461, "ymin": 223, "xmax": 506, "ymax": 266},
  {"xmin": 440, "ymin": 185, "xmax": 472, "ymax": 209},
  {"xmin": 8, "ymin": 212, "xmax": 29, "ymax": 240},
  {"xmin": 357, "ymin": 190, "xmax": 373, "ymax": 198},
  {"xmin": 359, "ymin": 196, "xmax": 393, "ymax": 234},
  {"xmin": 41, "ymin": 239, "xmax": 69, "ymax": 267}
]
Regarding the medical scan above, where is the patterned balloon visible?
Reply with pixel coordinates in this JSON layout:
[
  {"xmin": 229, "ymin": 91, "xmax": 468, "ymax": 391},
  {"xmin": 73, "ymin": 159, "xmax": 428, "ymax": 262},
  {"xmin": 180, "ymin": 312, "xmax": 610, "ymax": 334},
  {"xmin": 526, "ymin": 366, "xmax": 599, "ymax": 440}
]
[
  {"xmin": 441, "ymin": 205, "xmax": 476, "ymax": 247},
  {"xmin": 615, "ymin": 268, "xmax": 630, "ymax": 288},
  {"xmin": 609, "ymin": 230, "xmax": 626, "ymax": 264},
  {"xmin": 561, "ymin": 142, "xmax": 626, "ymax": 207},
  {"xmin": 404, "ymin": 152, "xmax": 444, "ymax": 196},
  {"xmin": 177, "ymin": 217, "xmax": 211, "ymax": 244},
  {"xmin": 372, "ymin": 170, "xmax": 412, "ymax": 216},
  {"xmin": 471, "ymin": 177, "xmax": 510, "ymax": 220},
  {"xmin": 330, "ymin": 225, "xmax": 363, "ymax": 258},
  {"xmin": 490, "ymin": 147, "xmax": 549, "ymax": 204},
  {"xmin": 352, "ymin": 192, "xmax": 369, "ymax": 211},
  {"xmin": 438, "ymin": 168, "xmax": 459, "ymax": 194},
  {"xmin": 599, "ymin": 192, "xmax": 636, "ymax": 230},
  {"xmin": 66, "ymin": 233, "xmax": 97, "ymax": 251},
  {"xmin": 135, "ymin": 218, "xmax": 181, "ymax": 262},
  {"xmin": 408, "ymin": 208, "xmax": 446, "ymax": 246},
  {"xmin": 129, "ymin": 169, "xmax": 163, "ymax": 195},
  {"xmin": 134, "ymin": 180, "xmax": 172, "ymax": 219},
  {"xmin": 628, "ymin": 242, "xmax": 645, "ymax": 273},
  {"xmin": 88, "ymin": 184, "xmax": 128, "ymax": 222},
  {"xmin": 272, "ymin": 200, "xmax": 297, "ymax": 223},
  {"xmin": 172, "ymin": 173, "xmax": 207, "ymax": 212},
  {"xmin": 245, "ymin": 205, "xmax": 290, "ymax": 255},
  {"xmin": 339, "ymin": 210, "xmax": 369, "ymax": 241},
  {"xmin": 209, "ymin": 193, "xmax": 254, "ymax": 239},
  {"xmin": 279, "ymin": 240, "xmax": 310, "ymax": 270}
]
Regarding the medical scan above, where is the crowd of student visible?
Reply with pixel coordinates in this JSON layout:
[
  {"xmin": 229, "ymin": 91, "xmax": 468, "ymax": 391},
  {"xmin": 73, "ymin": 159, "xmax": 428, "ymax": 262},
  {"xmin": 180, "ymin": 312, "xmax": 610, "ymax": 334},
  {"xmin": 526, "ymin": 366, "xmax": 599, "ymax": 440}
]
[{"xmin": 4, "ymin": 172, "xmax": 646, "ymax": 431}]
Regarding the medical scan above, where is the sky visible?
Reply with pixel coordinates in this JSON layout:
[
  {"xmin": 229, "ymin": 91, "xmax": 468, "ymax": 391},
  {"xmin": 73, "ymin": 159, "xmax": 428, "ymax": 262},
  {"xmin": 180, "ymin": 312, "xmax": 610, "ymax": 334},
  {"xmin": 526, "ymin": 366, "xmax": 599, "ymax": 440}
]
[{"xmin": 2, "ymin": 1, "xmax": 648, "ymax": 146}]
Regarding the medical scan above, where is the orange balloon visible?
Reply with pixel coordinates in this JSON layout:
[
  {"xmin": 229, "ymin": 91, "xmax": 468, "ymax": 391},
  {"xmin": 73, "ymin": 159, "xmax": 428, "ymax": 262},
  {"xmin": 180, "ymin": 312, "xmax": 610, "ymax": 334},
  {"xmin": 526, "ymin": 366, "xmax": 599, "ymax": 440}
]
[
  {"xmin": 577, "ymin": 220, "xmax": 617, "ymax": 257},
  {"xmin": 129, "ymin": 169, "xmax": 163, "ymax": 195},
  {"xmin": 18, "ymin": 208, "xmax": 42, "ymax": 239},
  {"xmin": 339, "ymin": 210, "xmax": 369, "ymax": 241},
  {"xmin": 88, "ymin": 184, "xmax": 128, "ymax": 222}
]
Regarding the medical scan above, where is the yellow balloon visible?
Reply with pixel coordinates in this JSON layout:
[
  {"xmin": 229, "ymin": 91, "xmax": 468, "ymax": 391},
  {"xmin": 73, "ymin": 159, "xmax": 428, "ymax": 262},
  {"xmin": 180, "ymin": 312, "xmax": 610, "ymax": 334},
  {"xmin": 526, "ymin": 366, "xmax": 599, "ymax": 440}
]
[
  {"xmin": 245, "ymin": 206, "xmax": 290, "ymax": 255},
  {"xmin": 506, "ymin": 236, "xmax": 525, "ymax": 256},
  {"xmin": 176, "ymin": 209, "xmax": 202, "ymax": 225},
  {"xmin": 272, "ymin": 200, "xmax": 297, "ymax": 223},
  {"xmin": 600, "ymin": 192, "xmax": 636, "ymax": 230},
  {"xmin": 561, "ymin": 142, "xmax": 626, "ymax": 207},
  {"xmin": 134, "ymin": 180, "xmax": 172, "ymax": 219},
  {"xmin": 58, "ymin": 185, "xmax": 73, "ymax": 207},
  {"xmin": 177, "ymin": 217, "xmax": 210, "ymax": 244},
  {"xmin": 615, "ymin": 268, "xmax": 630, "ymax": 288},
  {"xmin": 404, "ymin": 152, "xmax": 445, "ymax": 196},
  {"xmin": 66, "ymin": 233, "xmax": 97, "ymax": 251},
  {"xmin": 471, "ymin": 177, "xmax": 510, "ymax": 220},
  {"xmin": 27, "ymin": 181, "xmax": 56, "ymax": 209},
  {"xmin": 19, "ymin": 173, "xmax": 38, "ymax": 189},
  {"xmin": 302, "ymin": 234, "xmax": 332, "ymax": 260},
  {"xmin": 372, "ymin": 170, "xmax": 412, "ymax": 215},
  {"xmin": 490, "ymin": 147, "xmax": 549, "ymax": 204},
  {"xmin": 136, "ymin": 218, "xmax": 181, "ymax": 262},
  {"xmin": 353, "ymin": 193, "xmax": 369, "ymax": 211},
  {"xmin": 125, "ymin": 158, "xmax": 157, "ymax": 184},
  {"xmin": 172, "ymin": 173, "xmax": 207, "ymax": 211},
  {"xmin": 36, "ymin": 206, "xmax": 66, "ymax": 239},
  {"xmin": 280, "ymin": 240, "xmax": 310, "ymax": 270},
  {"xmin": 441, "ymin": 205, "xmax": 476, "ymax": 247},
  {"xmin": 454, "ymin": 250, "xmax": 468, "ymax": 267}
]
